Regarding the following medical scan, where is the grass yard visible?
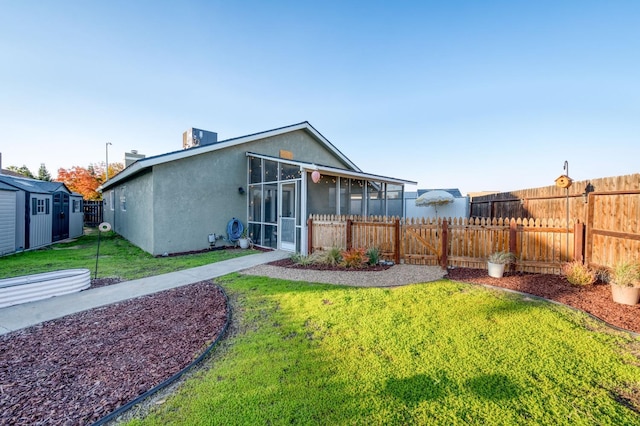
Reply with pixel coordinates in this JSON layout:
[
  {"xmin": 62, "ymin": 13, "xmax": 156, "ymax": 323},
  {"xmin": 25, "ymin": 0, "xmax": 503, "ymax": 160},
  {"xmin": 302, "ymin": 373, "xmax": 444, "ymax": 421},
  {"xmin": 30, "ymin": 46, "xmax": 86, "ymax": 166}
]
[
  {"xmin": 0, "ymin": 228, "xmax": 257, "ymax": 280},
  {"xmin": 130, "ymin": 274, "xmax": 640, "ymax": 425}
]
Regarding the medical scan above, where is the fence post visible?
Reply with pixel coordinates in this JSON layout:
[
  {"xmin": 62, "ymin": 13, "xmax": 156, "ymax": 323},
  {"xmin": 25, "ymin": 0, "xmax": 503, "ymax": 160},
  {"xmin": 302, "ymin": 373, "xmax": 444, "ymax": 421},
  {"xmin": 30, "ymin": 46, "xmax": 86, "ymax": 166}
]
[
  {"xmin": 440, "ymin": 219, "xmax": 448, "ymax": 269},
  {"xmin": 307, "ymin": 217, "xmax": 313, "ymax": 254},
  {"xmin": 394, "ymin": 218, "xmax": 401, "ymax": 265},
  {"xmin": 509, "ymin": 219, "xmax": 517, "ymax": 272},
  {"xmin": 346, "ymin": 219, "xmax": 353, "ymax": 250},
  {"xmin": 574, "ymin": 221, "xmax": 584, "ymax": 263}
]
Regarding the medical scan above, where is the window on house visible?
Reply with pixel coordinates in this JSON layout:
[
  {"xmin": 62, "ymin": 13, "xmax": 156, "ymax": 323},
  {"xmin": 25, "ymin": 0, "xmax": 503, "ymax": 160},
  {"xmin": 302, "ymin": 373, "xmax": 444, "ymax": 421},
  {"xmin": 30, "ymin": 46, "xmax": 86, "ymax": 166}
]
[{"xmin": 109, "ymin": 191, "xmax": 115, "ymax": 211}]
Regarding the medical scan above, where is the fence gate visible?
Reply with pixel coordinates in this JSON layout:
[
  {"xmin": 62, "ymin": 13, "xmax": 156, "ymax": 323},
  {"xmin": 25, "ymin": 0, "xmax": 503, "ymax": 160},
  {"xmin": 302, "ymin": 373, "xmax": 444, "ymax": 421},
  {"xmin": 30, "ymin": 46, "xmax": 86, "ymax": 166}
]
[{"xmin": 83, "ymin": 200, "xmax": 103, "ymax": 227}]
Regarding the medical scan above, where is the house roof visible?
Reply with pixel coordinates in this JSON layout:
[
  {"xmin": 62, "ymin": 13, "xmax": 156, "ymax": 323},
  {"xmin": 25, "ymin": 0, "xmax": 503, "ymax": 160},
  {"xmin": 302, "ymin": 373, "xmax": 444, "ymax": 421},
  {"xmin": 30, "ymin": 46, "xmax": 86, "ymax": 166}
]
[
  {"xmin": 247, "ymin": 152, "xmax": 417, "ymax": 185},
  {"xmin": 100, "ymin": 121, "xmax": 363, "ymax": 191},
  {"xmin": 0, "ymin": 175, "xmax": 76, "ymax": 195},
  {"xmin": 0, "ymin": 169, "xmax": 23, "ymax": 177}
]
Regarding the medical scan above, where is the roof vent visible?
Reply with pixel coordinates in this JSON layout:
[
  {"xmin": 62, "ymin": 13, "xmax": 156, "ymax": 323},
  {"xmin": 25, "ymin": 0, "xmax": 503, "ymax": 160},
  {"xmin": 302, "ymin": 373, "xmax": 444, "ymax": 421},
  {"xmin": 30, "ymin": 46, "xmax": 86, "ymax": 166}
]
[{"xmin": 182, "ymin": 128, "xmax": 218, "ymax": 149}]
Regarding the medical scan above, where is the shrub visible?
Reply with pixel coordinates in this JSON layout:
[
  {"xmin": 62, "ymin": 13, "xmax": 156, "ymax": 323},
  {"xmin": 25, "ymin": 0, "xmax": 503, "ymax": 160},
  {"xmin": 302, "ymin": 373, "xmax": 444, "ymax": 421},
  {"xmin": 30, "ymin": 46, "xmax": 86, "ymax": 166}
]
[
  {"xmin": 562, "ymin": 261, "xmax": 596, "ymax": 286},
  {"xmin": 365, "ymin": 247, "xmax": 381, "ymax": 266},
  {"xmin": 340, "ymin": 248, "xmax": 369, "ymax": 269},
  {"xmin": 290, "ymin": 253, "xmax": 314, "ymax": 266},
  {"xmin": 324, "ymin": 247, "xmax": 343, "ymax": 266}
]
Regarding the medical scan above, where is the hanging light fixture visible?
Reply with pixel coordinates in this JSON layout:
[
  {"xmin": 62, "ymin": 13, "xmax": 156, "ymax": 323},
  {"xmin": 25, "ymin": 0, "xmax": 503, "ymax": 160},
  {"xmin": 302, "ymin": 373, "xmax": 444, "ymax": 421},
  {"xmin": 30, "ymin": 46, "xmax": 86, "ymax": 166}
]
[{"xmin": 311, "ymin": 166, "xmax": 321, "ymax": 183}]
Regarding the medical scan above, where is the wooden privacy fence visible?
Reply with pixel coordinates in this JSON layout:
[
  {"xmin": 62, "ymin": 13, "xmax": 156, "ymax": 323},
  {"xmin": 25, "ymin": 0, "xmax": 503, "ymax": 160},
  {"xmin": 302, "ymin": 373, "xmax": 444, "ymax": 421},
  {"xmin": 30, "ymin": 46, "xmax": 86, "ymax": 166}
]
[
  {"xmin": 83, "ymin": 200, "xmax": 103, "ymax": 227},
  {"xmin": 308, "ymin": 215, "xmax": 582, "ymax": 274}
]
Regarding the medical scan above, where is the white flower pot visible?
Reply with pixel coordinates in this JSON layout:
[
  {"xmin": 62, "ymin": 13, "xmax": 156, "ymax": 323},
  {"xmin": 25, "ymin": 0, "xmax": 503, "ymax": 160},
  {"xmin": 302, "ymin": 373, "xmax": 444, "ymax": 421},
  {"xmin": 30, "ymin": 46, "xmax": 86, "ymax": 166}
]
[
  {"xmin": 487, "ymin": 262, "xmax": 506, "ymax": 278},
  {"xmin": 611, "ymin": 284, "xmax": 640, "ymax": 305},
  {"xmin": 239, "ymin": 238, "xmax": 250, "ymax": 249}
]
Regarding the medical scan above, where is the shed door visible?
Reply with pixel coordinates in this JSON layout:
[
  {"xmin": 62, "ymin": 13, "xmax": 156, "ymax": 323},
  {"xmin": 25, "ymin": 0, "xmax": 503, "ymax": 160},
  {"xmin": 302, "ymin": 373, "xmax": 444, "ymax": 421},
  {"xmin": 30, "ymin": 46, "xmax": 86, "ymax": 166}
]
[{"xmin": 52, "ymin": 192, "xmax": 69, "ymax": 241}]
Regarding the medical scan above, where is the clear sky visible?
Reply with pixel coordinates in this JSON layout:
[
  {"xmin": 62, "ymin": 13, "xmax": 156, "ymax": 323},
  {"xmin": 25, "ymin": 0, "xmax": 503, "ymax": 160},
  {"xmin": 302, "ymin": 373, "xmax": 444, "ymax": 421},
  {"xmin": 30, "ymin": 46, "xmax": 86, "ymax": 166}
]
[{"xmin": 1, "ymin": 1, "xmax": 638, "ymax": 195}]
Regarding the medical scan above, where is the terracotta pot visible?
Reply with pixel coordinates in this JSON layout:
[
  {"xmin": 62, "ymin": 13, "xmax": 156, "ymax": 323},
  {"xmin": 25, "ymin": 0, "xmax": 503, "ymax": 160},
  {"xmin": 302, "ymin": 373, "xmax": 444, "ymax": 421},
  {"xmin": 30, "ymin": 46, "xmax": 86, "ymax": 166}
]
[
  {"xmin": 610, "ymin": 284, "xmax": 640, "ymax": 305},
  {"xmin": 487, "ymin": 262, "xmax": 506, "ymax": 278}
]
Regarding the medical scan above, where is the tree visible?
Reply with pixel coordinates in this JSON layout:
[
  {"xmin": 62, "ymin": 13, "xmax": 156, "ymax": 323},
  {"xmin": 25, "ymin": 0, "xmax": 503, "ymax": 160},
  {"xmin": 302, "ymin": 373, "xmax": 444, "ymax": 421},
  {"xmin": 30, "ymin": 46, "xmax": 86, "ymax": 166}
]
[
  {"xmin": 38, "ymin": 163, "xmax": 52, "ymax": 181},
  {"xmin": 6, "ymin": 165, "xmax": 35, "ymax": 179},
  {"xmin": 56, "ymin": 162, "xmax": 124, "ymax": 200}
]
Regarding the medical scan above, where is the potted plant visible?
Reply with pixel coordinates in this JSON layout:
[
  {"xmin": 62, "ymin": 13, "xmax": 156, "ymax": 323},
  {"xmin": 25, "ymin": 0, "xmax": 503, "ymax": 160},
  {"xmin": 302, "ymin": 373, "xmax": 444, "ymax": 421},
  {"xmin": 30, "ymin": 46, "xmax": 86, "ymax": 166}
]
[
  {"xmin": 238, "ymin": 230, "xmax": 251, "ymax": 249},
  {"xmin": 487, "ymin": 251, "xmax": 516, "ymax": 278},
  {"xmin": 609, "ymin": 261, "xmax": 640, "ymax": 305}
]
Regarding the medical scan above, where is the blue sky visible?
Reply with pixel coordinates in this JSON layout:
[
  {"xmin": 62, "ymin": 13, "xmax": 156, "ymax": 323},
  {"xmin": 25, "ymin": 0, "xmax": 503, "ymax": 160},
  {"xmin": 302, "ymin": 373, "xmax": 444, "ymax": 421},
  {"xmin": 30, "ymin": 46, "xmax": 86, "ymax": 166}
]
[{"xmin": 1, "ymin": 1, "xmax": 638, "ymax": 194}]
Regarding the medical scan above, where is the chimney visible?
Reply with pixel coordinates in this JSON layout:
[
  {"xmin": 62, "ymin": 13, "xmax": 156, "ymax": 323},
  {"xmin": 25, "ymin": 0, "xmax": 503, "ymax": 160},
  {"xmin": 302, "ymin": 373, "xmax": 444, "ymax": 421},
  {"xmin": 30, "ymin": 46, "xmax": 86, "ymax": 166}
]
[{"xmin": 124, "ymin": 150, "xmax": 145, "ymax": 168}]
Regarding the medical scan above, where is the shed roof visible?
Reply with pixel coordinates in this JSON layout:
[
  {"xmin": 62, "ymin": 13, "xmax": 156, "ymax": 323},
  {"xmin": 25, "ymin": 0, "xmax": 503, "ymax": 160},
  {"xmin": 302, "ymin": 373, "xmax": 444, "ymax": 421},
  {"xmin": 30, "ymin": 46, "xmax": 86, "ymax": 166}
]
[
  {"xmin": 100, "ymin": 122, "xmax": 368, "ymax": 191},
  {"xmin": 0, "ymin": 175, "xmax": 75, "ymax": 195},
  {"xmin": 0, "ymin": 182, "xmax": 18, "ymax": 191}
]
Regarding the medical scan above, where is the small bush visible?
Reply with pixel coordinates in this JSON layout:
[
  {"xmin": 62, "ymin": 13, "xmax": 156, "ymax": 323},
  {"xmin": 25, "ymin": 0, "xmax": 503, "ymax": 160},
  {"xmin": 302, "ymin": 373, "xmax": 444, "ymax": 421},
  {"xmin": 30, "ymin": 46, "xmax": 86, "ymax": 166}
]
[
  {"xmin": 562, "ymin": 261, "xmax": 596, "ymax": 286},
  {"xmin": 340, "ymin": 248, "xmax": 369, "ymax": 269},
  {"xmin": 324, "ymin": 247, "xmax": 343, "ymax": 266},
  {"xmin": 365, "ymin": 247, "xmax": 381, "ymax": 266},
  {"xmin": 290, "ymin": 253, "xmax": 314, "ymax": 266}
]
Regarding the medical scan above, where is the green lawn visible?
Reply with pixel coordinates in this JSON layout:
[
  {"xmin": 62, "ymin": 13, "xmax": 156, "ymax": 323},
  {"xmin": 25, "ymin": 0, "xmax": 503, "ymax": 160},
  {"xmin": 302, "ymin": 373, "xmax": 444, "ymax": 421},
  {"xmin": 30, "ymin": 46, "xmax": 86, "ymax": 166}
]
[
  {"xmin": 0, "ymin": 228, "xmax": 257, "ymax": 280},
  {"xmin": 130, "ymin": 274, "xmax": 640, "ymax": 425}
]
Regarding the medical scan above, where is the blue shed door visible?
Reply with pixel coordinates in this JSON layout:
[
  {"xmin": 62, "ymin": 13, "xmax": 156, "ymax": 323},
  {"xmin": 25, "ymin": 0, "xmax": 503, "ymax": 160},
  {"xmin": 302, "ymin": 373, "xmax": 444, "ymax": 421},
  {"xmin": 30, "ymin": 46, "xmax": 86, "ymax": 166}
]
[{"xmin": 52, "ymin": 192, "xmax": 70, "ymax": 241}]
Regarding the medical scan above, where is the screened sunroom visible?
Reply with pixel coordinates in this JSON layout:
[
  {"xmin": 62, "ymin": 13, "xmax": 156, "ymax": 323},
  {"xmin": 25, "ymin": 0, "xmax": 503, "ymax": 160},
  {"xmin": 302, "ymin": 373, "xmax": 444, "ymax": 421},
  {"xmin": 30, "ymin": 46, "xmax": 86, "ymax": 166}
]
[{"xmin": 246, "ymin": 153, "xmax": 416, "ymax": 254}]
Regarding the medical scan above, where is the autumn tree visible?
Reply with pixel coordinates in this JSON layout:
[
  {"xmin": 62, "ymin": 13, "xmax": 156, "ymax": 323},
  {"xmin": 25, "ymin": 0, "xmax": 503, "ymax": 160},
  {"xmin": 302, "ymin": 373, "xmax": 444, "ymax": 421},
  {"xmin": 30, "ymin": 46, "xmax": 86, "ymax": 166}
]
[{"xmin": 56, "ymin": 162, "xmax": 124, "ymax": 200}]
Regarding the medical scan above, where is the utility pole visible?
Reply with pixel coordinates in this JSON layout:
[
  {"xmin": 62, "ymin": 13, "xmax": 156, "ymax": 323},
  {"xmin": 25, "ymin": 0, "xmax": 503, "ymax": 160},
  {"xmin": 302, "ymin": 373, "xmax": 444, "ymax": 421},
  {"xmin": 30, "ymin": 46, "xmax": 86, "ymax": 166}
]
[{"xmin": 106, "ymin": 142, "xmax": 112, "ymax": 180}]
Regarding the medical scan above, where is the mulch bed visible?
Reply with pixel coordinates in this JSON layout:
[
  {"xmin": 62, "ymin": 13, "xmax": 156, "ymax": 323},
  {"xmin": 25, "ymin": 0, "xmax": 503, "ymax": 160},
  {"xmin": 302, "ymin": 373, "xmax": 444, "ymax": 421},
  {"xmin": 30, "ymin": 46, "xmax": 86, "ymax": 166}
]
[
  {"xmin": 0, "ymin": 282, "xmax": 227, "ymax": 426},
  {"xmin": 267, "ymin": 258, "xmax": 393, "ymax": 271},
  {"xmin": 446, "ymin": 268, "xmax": 640, "ymax": 334}
]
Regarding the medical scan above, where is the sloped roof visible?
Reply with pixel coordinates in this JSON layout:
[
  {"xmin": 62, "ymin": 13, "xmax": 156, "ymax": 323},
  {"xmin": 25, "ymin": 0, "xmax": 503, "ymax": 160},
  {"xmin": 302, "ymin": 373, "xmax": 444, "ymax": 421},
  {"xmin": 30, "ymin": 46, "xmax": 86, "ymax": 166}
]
[
  {"xmin": 0, "ymin": 182, "xmax": 18, "ymax": 191},
  {"xmin": 100, "ymin": 122, "xmax": 361, "ymax": 191},
  {"xmin": 247, "ymin": 152, "xmax": 417, "ymax": 185},
  {"xmin": 0, "ymin": 175, "xmax": 74, "ymax": 195}
]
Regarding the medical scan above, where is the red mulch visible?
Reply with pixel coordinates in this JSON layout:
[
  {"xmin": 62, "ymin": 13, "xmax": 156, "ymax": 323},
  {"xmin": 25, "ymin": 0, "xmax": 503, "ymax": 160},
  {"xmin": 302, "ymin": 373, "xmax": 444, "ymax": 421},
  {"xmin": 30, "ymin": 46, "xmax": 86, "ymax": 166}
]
[
  {"xmin": 446, "ymin": 268, "xmax": 640, "ymax": 334},
  {"xmin": 0, "ymin": 282, "xmax": 227, "ymax": 426},
  {"xmin": 267, "ymin": 258, "xmax": 393, "ymax": 271}
]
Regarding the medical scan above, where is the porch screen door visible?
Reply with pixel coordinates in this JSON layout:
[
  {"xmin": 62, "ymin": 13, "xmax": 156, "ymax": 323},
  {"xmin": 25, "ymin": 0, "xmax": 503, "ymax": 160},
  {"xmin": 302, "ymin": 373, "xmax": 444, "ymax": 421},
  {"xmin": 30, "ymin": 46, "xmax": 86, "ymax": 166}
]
[{"xmin": 279, "ymin": 182, "xmax": 296, "ymax": 251}]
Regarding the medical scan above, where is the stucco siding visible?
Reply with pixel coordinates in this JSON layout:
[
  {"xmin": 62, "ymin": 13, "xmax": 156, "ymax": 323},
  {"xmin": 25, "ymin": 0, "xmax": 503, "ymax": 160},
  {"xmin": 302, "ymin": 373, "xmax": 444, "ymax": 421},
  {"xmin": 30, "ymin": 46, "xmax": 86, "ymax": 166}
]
[
  {"xmin": 105, "ymin": 171, "xmax": 154, "ymax": 254},
  {"xmin": 243, "ymin": 129, "xmax": 352, "ymax": 169},
  {"xmin": 0, "ymin": 190, "xmax": 16, "ymax": 255},
  {"xmin": 151, "ymin": 148, "xmax": 247, "ymax": 255}
]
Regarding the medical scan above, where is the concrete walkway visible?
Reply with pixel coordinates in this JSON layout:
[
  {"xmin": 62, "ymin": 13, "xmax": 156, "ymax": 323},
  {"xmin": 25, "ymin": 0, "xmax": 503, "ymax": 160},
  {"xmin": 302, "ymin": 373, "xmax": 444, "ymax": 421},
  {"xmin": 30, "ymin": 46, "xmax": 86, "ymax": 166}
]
[{"xmin": 0, "ymin": 250, "xmax": 289, "ymax": 336}]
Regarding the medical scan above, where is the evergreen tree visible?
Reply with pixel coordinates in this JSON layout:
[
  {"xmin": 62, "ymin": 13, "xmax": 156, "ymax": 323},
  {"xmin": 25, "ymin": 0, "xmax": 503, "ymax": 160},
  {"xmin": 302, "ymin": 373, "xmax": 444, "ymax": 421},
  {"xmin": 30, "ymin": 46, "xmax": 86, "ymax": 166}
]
[{"xmin": 38, "ymin": 163, "xmax": 52, "ymax": 181}]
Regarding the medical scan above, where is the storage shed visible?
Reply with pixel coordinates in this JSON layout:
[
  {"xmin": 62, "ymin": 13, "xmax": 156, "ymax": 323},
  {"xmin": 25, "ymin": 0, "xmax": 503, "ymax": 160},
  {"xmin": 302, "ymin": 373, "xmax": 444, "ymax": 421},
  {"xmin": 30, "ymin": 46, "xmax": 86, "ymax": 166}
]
[
  {"xmin": 0, "ymin": 175, "xmax": 84, "ymax": 254},
  {"xmin": 0, "ymin": 182, "xmax": 18, "ymax": 256}
]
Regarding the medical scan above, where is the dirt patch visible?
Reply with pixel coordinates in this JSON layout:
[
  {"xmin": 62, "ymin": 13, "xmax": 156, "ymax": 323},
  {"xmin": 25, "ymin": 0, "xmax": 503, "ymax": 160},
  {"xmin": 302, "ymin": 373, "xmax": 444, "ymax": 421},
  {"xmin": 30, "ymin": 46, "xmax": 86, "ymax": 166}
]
[
  {"xmin": 0, "ymin": 282, "xmax": 227, "ymax": 426},
  {"xmin": 446, "ymin": 268, "xmax": 640, "ymax": 334}
]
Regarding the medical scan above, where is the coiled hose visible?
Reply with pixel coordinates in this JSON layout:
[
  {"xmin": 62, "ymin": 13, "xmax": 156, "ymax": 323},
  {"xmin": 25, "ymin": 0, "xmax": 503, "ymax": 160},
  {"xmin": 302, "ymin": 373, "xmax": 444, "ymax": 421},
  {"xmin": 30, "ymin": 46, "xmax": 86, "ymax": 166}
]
[{"xmin": 226, "ymin": 218, "xmax": 244, "ymax": 242}]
